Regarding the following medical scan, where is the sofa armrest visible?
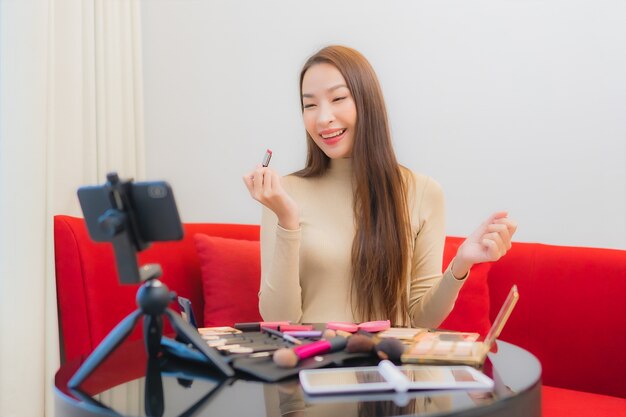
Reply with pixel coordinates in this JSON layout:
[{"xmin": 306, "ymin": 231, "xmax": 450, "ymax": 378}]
[{"xmin": 487, "ymin": 241, "xmax": 626, "ymax": 399}]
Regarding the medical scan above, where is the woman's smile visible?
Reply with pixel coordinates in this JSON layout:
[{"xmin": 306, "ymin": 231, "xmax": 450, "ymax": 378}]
[{"xmin": 320, "ymin": 128, "xmax": 347, "ymax": 145}]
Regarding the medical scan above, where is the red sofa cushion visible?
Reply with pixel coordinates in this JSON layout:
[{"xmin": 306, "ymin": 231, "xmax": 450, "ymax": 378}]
[
  {"xmin": 542, "ymin": 386, "xmax": 626, "ymax": 417},
  {"xmin": 194, "ymin": 234, "xmax": 262, "ymax": 326},
  {"xmin": 439, "ymin": 237, "xmax": 493, "ymax": 338}
]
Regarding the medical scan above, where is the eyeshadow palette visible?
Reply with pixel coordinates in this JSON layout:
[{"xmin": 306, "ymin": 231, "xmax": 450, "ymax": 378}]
[{"xmin": 402, "ymin": 285, "xmax": 519, "ymax": 366}]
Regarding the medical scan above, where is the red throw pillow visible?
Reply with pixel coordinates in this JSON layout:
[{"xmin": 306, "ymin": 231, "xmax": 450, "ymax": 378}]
[
  {"xmin": 194, "ymin": 234, "xmax": 263, "ymax": 326},
  {"xmin": 439, "ymin": 237, "xmax": 492, "ymax": 338}
]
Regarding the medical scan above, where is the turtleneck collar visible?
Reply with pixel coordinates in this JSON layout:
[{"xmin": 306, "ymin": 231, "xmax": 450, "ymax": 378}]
[{"xmin": 328, "ymin": 157, "xmax": 353, "ymax": 176}]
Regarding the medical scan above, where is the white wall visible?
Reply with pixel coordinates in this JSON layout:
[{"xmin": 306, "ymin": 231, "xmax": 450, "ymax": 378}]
[{"xmin": 141, "ymin": 0, "xmax": 626, "ymax": 250}]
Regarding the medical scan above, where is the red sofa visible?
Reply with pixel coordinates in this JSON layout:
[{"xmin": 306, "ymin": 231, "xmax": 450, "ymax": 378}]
[{"xmin": 54, "ymin": 215, "xmax": 626, "ymax": 416}]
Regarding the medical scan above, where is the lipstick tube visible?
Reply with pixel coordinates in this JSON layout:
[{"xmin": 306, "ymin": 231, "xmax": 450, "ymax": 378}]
[
  {"xmin": 262, "ymin": 149, "xmax": 272, "ymax": 167},
  {"xmin": 283, "ymin": 330, "xmax": 323, "ymax": 338},
  {"xmin": 234, "ymin": 321, "xmax": 290, "ymax": 331},
  {"xmin": 326, "ymin": 322, "xmax": 359, "ymax": 332},
  {"xmin": 278, "ymin": 324, "xmax": 314, "ymax": 332}
]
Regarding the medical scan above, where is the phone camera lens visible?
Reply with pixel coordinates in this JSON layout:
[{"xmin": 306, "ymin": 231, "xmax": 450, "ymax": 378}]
[{"xmin": 148, "ymin": 185, "xmax": 167, "ymax": 199}]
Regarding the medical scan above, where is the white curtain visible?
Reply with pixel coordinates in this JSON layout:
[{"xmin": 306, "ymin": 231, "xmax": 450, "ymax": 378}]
[{"xmin": 0, "ymin": 0, "xmax": 145, "ymax": 416}]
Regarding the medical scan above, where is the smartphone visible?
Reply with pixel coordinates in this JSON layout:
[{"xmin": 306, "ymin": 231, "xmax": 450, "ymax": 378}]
[
  {"xmin": 299, "ymin": 365, "xmax": 493, "ymax": 395},
  {"xmin": 78, "ymin": 180, "xmax": 183, "ymax": 243},
  {"xmin": 77, "ymin": 176, "xmax": 184, "ymax": 284}
]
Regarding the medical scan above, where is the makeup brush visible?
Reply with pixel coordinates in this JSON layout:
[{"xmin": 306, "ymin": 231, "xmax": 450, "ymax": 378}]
[
  {"xmin": 322, "ymin": 329, "xmax": 337, "ymax": 339},
  {"xmin": 273, "ymin": 347, "xmax": 299, "ymax": 368},
  {"xmin": 374, "ymin": 338, "xmax": 405, "ymax": 362},
  {"xmin": 273, "ymin": 336, "xmax": 347, "ymax": 368},
  {"xmin": 346, "ymin": 334, "xmax": 375, "ymax": 352},
  {"xmin": 346, "ymin": 334, "xmax": 405, "ymax": 363}
]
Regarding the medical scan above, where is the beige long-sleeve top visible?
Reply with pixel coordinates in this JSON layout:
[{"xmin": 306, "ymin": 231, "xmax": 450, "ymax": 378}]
[{"xmin": 259, "ymin": 158, "xmax": 466, "ymax": 327}]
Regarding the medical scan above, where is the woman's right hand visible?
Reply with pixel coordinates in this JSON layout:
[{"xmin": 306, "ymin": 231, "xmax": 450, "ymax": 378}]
[{"xmin": 243, "ymin": 165, "xmax": 300, "ymax": 230}]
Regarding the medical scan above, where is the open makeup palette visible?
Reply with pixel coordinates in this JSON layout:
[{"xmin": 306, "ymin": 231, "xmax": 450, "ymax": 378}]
[{"xmin": 398, "ymin": 285, "xmax": 519, "ymax": 366}]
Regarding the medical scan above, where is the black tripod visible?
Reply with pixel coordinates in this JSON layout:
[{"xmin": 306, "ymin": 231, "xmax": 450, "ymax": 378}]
[
  {"xmin": 71, "ymin": 173, "xmax": 234, "ymax": 394},
  {"xmin": 68, "ymin": 268, "xmax": 233, "ymax": 390}
]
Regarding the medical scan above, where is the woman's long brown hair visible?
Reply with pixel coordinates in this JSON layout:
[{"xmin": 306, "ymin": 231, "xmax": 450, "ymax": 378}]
[{"xmin": 295, "ymin": 45, "xmax": 412, "ymax": 324}]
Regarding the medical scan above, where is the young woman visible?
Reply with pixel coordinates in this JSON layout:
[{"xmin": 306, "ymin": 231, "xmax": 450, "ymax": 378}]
[{"xmin": 243, "ymin": 45, "xmax": 516, "ymax": 327}]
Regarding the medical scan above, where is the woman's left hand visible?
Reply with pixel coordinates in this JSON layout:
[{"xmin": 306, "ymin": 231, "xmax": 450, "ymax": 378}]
[{"xmin": 452, "ymin": 211, "xmax": 518, "ymax": 279}]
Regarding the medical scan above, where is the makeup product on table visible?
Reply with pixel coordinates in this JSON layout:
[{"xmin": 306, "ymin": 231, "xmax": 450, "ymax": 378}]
[
  {"xmin": 375, "ymin": 338, "xmax": 405, "ymax": 362},
  {"xmin": 326, "ymin": 322, "xmax": 358, "ymax": 332},
  {"xmin": 402, "ymin": 285, "xmax": 519, "ymax": 366},
  {"xmin": 196, "ymin": 325, "xmax": 297, "ymax": 356},
  {"xmin": 378, "ymin": 360, "xmax": 409, "ymax": 393},
  {"xmin": 299, "ymin": 363, "xmax": 494, "ymax": 394},
  {"xmin": 377, "ymin": 327, "xmax": 427, "ymax": 341},
  {"xmin": 233, "ymin": 321, "xmax": 290, "ymax": 331},
  {"xmin": 322, "ymin": 329, "xmax": 337, "ymax": 339},
  {"xmin": 346, "ymin": 334, "xmax": 405, "ymax": 362},
  {"xmin": 273, "ymin": 337, "xmax": 348, "ymax": 368},
  {"xmin": 358, "ymin": 320, "xmax": 392, "ymax": 333},
  {"xmin": 283, "ymin": 330, "xmax": 323, "ymax": 338},
  {"xmin": 326, "ymin": 320, "xmax": 391, "ymax": 333},
  {"xmin": 261, "ymin": 327, "xmax": 302, "ymax": 345},
  {"xmin": 197, "ymin": 326, "xmax": 242, "ymax": 335},
  {"xmin": 277, "ymin": 324, "xmax": 314, "ymax": 332}
]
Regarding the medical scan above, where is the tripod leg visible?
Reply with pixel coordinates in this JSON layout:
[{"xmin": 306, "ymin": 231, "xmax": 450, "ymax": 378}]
[
  {"xmin": 144, "ymin": 355, "xmax": 164, "ymax": 417},
  {"xmin": 144, "ymin": 314, "xmax": 163, "ymax": 358},
  {"xmin": 165, "ymin": 308, "xmax": 234, "ymax": 377},
  {"xmin": 68, "ymin": 309, "xmax": 143, "ymax": 389}
]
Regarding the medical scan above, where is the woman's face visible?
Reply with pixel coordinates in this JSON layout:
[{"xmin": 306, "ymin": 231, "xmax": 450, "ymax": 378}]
[{"xmin": 301, "ymin": 63, "xmax": 357, "ymax": 159}]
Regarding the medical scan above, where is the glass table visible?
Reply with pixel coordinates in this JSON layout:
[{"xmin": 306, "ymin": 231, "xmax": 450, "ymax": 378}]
[{"xmin": 55, "ymin": 338, "xmax": 541, "ymax": 417}]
